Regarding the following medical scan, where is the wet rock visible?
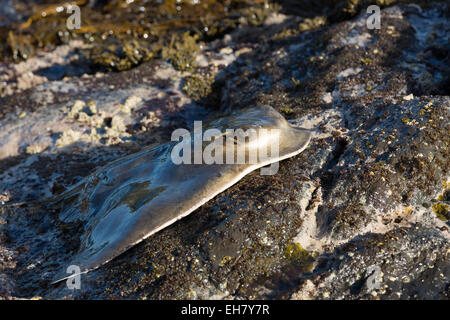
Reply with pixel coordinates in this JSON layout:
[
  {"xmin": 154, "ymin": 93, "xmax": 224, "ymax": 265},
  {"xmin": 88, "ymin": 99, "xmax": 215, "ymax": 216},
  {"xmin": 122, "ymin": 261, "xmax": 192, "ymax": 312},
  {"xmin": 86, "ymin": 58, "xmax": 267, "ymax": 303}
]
[
  {"xmin": 0, "ymin": 3, "xmax": 449, "ymax": 300},
  {"xmin": 293, "ymin": 225, "xmax": 450, "ymax": 300}
]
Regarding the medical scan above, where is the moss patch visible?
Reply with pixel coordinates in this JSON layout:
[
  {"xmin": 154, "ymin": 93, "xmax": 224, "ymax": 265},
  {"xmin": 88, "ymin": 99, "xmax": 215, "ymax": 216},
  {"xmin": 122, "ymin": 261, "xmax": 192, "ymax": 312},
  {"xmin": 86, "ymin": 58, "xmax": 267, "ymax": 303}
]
[
  {"xmin": 183, "ymin": 73, "xmax": 214, "ymax": 100},
  {"xmin": 1, "ymin": 0, "xmax": 274, "ymax": 70},
  {"xmin": 162, "ymin": 32, "xmax": 200, "ymax": 72},
  {"xmin": 298, "ymin": 16, "xmax": 327, "ymax": 32},
  {"xmin": 280, "ymin": 107, "xmax": 295, "ymax": 115}
]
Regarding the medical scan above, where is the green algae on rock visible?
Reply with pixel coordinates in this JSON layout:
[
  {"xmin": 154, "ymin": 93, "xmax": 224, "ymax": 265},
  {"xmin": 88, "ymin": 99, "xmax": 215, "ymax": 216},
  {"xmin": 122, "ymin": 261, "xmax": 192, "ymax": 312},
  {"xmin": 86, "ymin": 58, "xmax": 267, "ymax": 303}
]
[
  {"xmin": 1, "ymin": 0, "xmax": 276, "ymax": 71},
  {"xmin": 433, "ymin": 203, "xmax": 449, "ymax": 222},
  {"xmin": 284, "ymin": 242, "xmax": 315, "ymax": 272},
  {"xmin": 182, "ymin": 73, "xmax": 214, "ymax": 100},
  {"xmin": 162, "ymin": 32, "xmax": 201, "ymax": 72}
]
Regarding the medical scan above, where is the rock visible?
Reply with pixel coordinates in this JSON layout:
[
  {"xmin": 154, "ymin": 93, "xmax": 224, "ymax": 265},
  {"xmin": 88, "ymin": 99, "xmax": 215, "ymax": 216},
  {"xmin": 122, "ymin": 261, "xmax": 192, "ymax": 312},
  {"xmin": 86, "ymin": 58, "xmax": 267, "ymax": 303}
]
[
  {"xmin": 120, "ymin": 96, "xmax": 142, "ymax": 114},
  {"xmin": 0, "ymin": 3, "xmax": 448, "ymax": 300},
  {"xmin": 403, "ymin": 93, "xmax": 414, "ymax": 101},
  {"xmin": 294, "ymin": 225, "xmax": 450, "ymax": 300},
  {"xmin": 70, "ymin": 100, "xmax": 86, "ymax": 114},
  {"xmin": 322, "ymin": 92, "xmax": 333, "ymax": 104}
]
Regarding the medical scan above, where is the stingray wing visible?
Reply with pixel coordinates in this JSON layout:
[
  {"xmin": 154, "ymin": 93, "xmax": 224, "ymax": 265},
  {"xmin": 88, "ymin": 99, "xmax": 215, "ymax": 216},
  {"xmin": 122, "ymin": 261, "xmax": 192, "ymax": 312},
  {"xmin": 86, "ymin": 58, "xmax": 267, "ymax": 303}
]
[{"xmin": 53, "ymin": 105, "xmax": 311, "ymax": 283}]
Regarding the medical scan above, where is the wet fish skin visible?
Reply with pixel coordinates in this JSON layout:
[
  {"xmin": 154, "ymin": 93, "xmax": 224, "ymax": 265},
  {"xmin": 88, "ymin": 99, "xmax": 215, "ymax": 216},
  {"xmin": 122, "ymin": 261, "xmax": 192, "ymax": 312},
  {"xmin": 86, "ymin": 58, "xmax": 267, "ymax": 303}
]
[{"xmin": 53, "ymin": 105, "xmax": 312, "ymax": 282}]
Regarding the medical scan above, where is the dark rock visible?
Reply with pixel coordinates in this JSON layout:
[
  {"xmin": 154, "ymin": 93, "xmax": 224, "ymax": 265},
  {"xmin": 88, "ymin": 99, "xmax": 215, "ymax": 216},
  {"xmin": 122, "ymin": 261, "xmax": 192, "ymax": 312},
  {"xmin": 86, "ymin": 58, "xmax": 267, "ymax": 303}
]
[{"xmin": 0, "ymin": 3, "xmax": 448, "ymax": 300}]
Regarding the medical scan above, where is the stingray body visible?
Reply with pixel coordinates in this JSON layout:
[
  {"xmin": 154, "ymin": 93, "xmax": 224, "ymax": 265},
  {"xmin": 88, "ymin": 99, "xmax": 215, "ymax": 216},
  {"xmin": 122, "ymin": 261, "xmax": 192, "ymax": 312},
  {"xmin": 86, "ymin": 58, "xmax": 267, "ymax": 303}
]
[{"xmin": 54, "ymin": 105, "xmax": 311, "ymax": 282}]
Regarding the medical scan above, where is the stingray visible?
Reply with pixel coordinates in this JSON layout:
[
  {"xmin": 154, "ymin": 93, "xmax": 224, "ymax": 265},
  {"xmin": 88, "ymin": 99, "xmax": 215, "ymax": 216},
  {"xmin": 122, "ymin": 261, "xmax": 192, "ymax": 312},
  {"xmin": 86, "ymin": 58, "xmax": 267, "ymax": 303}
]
[{"xmin": 34, "ymin": 105, "xmax": 311, "ymax": 282}]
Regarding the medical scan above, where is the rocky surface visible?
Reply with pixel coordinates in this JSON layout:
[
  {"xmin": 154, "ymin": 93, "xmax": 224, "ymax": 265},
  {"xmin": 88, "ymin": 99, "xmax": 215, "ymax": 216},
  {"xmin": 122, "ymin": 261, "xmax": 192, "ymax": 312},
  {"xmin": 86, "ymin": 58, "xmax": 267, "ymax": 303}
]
[{"xmin": 0, "ymin": 3, "xmax": 449, "ymax": 299}]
